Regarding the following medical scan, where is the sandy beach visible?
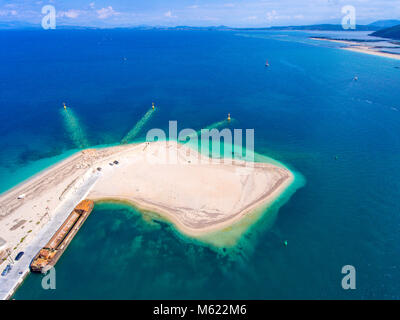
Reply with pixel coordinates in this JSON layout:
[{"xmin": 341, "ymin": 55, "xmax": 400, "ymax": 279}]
[
  {"xmin": 310, "ymin": 37, "xmax": 360, "ymax": 45},
  {"xmin": 0, "ymin": 141, "xmax": 293, "ymax": 269},
  {"xmin": 342, "ymin": 46, "xmax": 400, "ymax": 60},
  {"xmin": 0, "ymin": 145, "xmax": 129, "ymax": 267},
  {"xmin": 310, "ymin": 37, "xmax": 400, "ymax": 60}
]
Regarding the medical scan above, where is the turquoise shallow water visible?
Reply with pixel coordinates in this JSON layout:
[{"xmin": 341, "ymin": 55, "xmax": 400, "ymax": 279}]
[{"xmin": 1, "ymin": 29, "xmax": 399, "ymax": 299}]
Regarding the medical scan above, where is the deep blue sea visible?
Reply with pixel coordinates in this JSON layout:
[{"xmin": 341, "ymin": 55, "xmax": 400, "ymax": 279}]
[{"xmin": 1, "ymin": 29, "xmax": 400, "ymax": 299}]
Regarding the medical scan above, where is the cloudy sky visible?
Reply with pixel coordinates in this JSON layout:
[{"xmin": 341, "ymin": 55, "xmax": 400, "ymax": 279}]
[{"xmin": 1, "ymin": 0, "xmax": 399, "ymax": 27}]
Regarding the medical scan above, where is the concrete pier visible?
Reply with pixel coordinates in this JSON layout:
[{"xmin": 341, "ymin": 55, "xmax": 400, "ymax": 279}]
[{"xmin": 0, "ymin": 171, "xmax": 100, "ymax": 300}]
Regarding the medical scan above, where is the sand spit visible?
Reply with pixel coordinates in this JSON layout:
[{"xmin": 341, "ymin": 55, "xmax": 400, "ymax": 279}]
[
  {"xmin": 89, "ymin": 141, "xmax": 294, "ymax": 236},
  {"xmin": 0, "ymin": 141, "xmax": 294, "ymax": 268},
  {"xmin": 342, "ymin": 46, "xmax": 400, "ymax": 60},
  {"xmin": 310, "ymin": 37, "xmax": 400, "ymax": 60}
]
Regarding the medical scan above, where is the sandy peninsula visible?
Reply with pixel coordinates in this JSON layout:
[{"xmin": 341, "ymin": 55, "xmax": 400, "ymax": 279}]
[
  {"xmin": 342, "ymin": 46, "xmax": 400, "ymax": 60},
  {"xmin": 310, "ymin": 37, "xmax": 359, "ymax": 45},
  {"xmin": 310, "ymin": 37, "xmax": 400, "ymax": 60},
  {"xmin": 0, "ymin": 141, "xmax": 293, "ymax": 267}
]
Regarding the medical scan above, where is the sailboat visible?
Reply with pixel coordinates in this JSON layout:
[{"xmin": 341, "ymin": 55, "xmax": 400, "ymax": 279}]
[{"xmin": 265, "ymin": 59, "xmax": 270, "ymax": 67}]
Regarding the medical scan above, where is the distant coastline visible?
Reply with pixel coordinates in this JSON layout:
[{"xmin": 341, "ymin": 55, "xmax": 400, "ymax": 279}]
[
  {"xmin": 0, "ymin": 22, "xmax": 387, "ymax": 32},
  {"xmin": 310, "ymin": 36, "xmax": 400, "ymax": 60}
]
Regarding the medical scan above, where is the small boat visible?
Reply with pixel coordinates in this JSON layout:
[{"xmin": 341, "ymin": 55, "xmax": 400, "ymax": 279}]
[
  {"xmin": 30, "ymin": 200, "xmax": 94, "ymax": 273},
  {"xmin": 265, "ymin": 60, "xmax": 270, "ymax": 67}
]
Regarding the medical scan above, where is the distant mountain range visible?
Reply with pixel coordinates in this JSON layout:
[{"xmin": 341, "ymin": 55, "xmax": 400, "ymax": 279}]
[
  {"xmin": 0, "ymin": 21, "xmax": 39, "ymax": 29},
  {"xmin": 170, "ymin": 21, "xmax": 400, "ymax": 35},
  {"xmin": 368, "ymin": 20, "xmax": 400, "ymax": 28},
  {"xmin": 371, "ymin": 24, "xmax": 400, "ymax": 40},
  {"xmin": 243, "ymin": 24, "xmax": 380, "ymax": 31},
  {"xmin": 162, "ymin": 23, "xmax": 383, "ymax": 32},
  {"xmin": 1, "ymin": 19, "xmax": 400, "ymax": 38}
]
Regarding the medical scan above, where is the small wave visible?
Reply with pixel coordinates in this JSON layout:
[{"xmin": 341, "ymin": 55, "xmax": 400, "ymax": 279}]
[
  {"xmin": 60, "ymin": 108, "xmax": 90, "ymax": 149},
  {"xmin": 121, "ymin": 108, "xmax": 156, "ymax": 144}
]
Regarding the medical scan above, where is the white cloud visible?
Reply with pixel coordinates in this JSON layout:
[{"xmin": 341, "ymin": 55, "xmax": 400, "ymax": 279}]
[
  {"xmin": 89, "ymin": 2, "xmax": 95, "ymax": 9},
  {"xmin": 187, "ymin": 5, "xmax": 199, "ymax": 9},
  {"xmin": 97, "ymin": 6, "xmax": 119, "ymax": 19},
  {"xmin": 164, "ymin": 10, "xmax": 177, "ymax": 18},
  {"xmin": 266, "ymin": 10, "xmax": 277, "ymax": 21},
  {"xmin": 246, "ymin": 16, "xmax": 258, "ymax": 20},
  {"xmin": 0, "ymin": 9, "xmax": 18, "ymax": 16},
  {"xmin": 58, "ymin": 9, "xmax": 81, "ymax": 19},
  {"xmin": 201, "ymin": 16, "xmax": 219, "ymax": 21},
  {"xmin": 266, "ymin": 10, "xmax": 291, "ymax": 22}
]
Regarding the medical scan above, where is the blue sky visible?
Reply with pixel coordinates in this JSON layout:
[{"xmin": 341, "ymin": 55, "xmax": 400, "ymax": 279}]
[{"xmin": 1, "ymin": 0, "xmax": 399, "ymax": 27}]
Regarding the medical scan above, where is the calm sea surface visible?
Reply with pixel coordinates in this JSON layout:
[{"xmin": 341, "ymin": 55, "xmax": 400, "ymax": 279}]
[{"xmin": 1, "ymin": 29, "xmax": 399, "ymax": 299}]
